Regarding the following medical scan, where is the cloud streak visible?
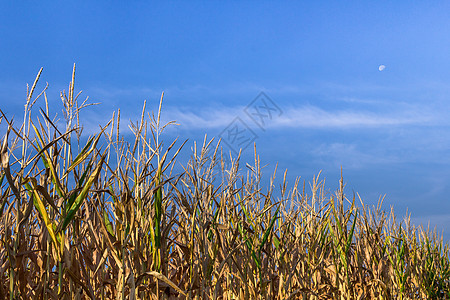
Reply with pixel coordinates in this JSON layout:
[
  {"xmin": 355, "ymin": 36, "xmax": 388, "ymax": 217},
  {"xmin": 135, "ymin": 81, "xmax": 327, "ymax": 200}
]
[{"xmin": 161, "ymin": 104, "xmax": 434, "ymax": 130}]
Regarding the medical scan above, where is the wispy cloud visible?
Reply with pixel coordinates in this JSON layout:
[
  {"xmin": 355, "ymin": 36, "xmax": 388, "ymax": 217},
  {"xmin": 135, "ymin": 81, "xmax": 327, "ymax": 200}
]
[
  {"xmin": 159, "ymin": 103, "xmax": 434, "ymax": 130},
  {"xmin": 269, "ymin": 105, "xmax": 432, "ymax": 128}
]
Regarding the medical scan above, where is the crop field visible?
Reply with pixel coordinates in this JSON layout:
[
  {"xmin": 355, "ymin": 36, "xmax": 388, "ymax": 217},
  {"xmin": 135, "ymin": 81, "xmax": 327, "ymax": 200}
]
[{"xmin": 1, "ymin": 67, "xmax": 449, "ymax": 299}]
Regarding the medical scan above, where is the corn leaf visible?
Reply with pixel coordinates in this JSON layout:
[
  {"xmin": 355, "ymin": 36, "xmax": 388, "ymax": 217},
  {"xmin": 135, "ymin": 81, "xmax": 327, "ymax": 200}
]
[
  {"xmin": 61, "ymin": 155, "xmax": 105, "ymax": 232},
  {"xmin": 66, "ymin": 162, "xmax": 92, "ymax": 212},
  {"xmin": 259, "ymin": 205, "xmax": 280, "ymax": 252},
  {"xmin": 67, "ymin": 132, "xmax": 102, "ymax": 172},
  {"xmin": 24, "ymin": 180, "xmax": 59, "ymax": 250},
  {"xmin": 31, "ymin": 122, "xmax": 65, "ymax": 198}
]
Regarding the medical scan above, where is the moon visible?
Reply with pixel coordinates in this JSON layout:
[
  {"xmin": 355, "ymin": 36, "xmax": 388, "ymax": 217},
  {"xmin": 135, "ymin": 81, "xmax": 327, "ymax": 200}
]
[{"xmin": 378, "ymin": 65, "xmax": 386, "ymax": 71}]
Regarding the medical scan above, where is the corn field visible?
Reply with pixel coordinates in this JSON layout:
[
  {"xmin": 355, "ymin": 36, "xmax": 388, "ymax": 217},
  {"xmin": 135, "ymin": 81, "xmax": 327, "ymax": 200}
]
[{"xmin": 1, "ymin": 66, "xmax": 449, "ymax": 299}]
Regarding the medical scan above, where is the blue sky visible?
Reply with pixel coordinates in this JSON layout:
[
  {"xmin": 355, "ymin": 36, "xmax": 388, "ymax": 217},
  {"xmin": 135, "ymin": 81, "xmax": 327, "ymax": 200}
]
[{"xmin": 1, "ymin": 2, "xmax": 450, "ymax": 238}]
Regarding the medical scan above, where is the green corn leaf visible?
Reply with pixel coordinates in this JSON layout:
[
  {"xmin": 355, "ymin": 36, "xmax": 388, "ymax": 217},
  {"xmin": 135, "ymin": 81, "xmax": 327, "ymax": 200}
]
[
  {"xmin": 252, "ymin": 251, "xmax": 261, "ymax": 269},
  {"xmin": 61, "ymin": 155, "xmax": 105, "ymax": 232},
  {"xmin": 345, "ymin": 209, "xmax": 358, "ymax": 255},
  {"xmin": 24, "ymin": 179, "xmax": 59, "ymax": 250},
  {"xmin": 238, "ymin": 222, "xmax": 251, "ymax": 250},
  {"xmin": 125, "ymin": 223, "xmax": 130, "ymax": 240},
  {"xmin": 331, "ymin": 198, "xmax": 345, "ymax": 244},
  {"xmin": 154, "ymin": 168, "xmax": 162, "ymax": 249},
  {"xmin": 103, "ymin": 210, "xmax": 115, "ymax": 237},
  {"xmin": 273, "ymin": 235, "xmax": 281, "ymax": 250},
  {"xmin": 148, "ymin": 209, "xmax": 155, "ymax": 248},
  {"xmin": 108, "ymin": 185, "xmax": 119, "ymax": 205},
  {"xmin": 236, "ymin": 193, "xmax": 256, "ymax": 229},
  {"xmin": 66, "ymin": 162, "xmax": 92, "ymax": 212},
  {"xmin": 239, "ymin": 222, "xmax": 255, "ymax": 252},
  {"xmin": 67, "ymin": 124, "xmax": 109, "ymax": 174},
  {"xmin": 259, "ymin": 205, "xmax": 280, "ymax": 253},
  {"xmin": 238, "ymin": 222, "xmax": 260, "ymax": 268},
  {"xmin": 338, "ymin": 243, "xmax": 348, "ymax": 271},
  {"xmin": 328, "ymin": 218, "xmax": 347, "ymax": 271},
  {"xmin": 67, "ymin": 135, "xmax": 96, "ymax": 172}
]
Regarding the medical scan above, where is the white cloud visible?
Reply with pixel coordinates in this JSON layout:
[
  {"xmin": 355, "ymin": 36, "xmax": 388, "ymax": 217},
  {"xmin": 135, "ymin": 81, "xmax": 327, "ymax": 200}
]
[
  {"xmin": 271, "ymin": 106, "xmax": 431, "ymax": 128},
  {"xmin": 160, "ymin": 104, "xmax": 434, "ymax": 130}
]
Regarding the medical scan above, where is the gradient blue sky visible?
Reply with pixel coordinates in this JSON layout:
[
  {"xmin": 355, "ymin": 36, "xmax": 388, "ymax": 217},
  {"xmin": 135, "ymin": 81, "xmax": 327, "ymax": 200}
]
[{"xmin": 1, "ymin": 2, "xmax": 450, "ymax": 238}]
